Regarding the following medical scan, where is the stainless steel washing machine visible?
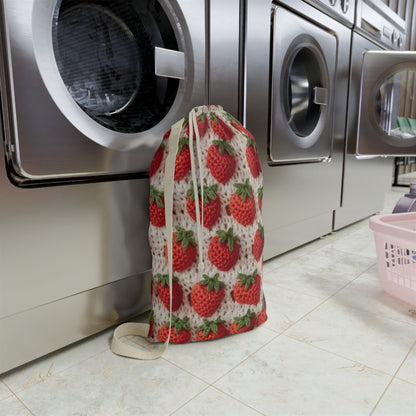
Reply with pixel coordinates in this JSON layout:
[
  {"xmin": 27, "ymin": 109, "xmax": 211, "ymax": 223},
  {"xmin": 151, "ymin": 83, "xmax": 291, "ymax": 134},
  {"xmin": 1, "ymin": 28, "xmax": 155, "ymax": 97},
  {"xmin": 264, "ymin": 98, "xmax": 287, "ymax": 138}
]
[
  {"xmin": 333, "ymin": 0, "xmax": 413, "ymax": 230},
  {"xmin": 0, "ymin": 0, "xmax": 241, "ymax": 373},
  {"xmin": 245, "ymin": 0, "xmax": 353, "ymax": 259}
]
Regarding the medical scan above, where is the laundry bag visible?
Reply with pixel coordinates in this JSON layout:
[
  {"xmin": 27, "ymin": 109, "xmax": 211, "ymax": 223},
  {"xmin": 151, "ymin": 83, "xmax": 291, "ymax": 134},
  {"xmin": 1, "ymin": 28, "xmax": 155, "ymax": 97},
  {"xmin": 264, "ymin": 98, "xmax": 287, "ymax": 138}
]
[{"xmin": 111, "ymin": 105, "xmax": 267, "ymax": 359}]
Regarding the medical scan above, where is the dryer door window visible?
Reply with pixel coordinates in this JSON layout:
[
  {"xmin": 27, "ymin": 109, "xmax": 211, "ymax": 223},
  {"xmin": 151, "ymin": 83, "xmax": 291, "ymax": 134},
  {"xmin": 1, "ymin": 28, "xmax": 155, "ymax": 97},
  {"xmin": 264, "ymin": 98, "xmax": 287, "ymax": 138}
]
[
  {"xmin": 284, "ymin": 47, "xmax": 326, "ymax": 139},
  {"xmin": 357, "ymin": 51, "xmax": 416, "ymax": 155},
  {"xmin": 52, "ymin": 0, "xmax": 181, "ymax": 134}
]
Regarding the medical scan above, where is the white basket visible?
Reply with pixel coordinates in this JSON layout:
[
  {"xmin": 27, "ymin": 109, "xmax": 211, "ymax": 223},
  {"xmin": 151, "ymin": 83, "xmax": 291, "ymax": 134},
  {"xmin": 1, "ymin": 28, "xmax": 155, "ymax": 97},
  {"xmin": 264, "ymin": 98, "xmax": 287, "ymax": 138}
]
[{"xmin": 369, "ymin": 212, "xmax": 416, "ymax": 307}]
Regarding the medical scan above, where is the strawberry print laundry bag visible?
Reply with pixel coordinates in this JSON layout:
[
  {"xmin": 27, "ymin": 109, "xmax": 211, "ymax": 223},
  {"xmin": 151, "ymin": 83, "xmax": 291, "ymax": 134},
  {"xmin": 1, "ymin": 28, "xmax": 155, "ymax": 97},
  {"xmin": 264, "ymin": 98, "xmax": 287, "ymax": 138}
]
[{"xmin": 111, "ymin": 105, "xmax": 267, "ymax": 359}]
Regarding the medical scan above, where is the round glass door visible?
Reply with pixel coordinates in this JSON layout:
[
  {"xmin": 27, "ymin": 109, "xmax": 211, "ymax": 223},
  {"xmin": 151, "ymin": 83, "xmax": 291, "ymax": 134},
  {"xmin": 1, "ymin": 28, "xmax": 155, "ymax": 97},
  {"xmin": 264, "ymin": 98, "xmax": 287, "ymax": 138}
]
[
  {"xmin": 282, "ymin": 46, "xmax": 328, "ymax": 148},
  {"xmin": 375, "ymin": 70, "xmax": 416, "ymax": 144},
  {"xmin": 52, "ymin": 0, "xmax": 180, "ymax": 133}
]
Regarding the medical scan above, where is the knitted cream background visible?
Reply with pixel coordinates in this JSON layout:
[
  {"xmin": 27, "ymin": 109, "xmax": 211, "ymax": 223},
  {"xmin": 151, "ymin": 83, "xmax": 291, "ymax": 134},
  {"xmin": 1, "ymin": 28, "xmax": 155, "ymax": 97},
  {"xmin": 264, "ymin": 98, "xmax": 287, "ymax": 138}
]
[{"xmin": 148, "ymin": 105, "xmax": 266, "ymax": 342}]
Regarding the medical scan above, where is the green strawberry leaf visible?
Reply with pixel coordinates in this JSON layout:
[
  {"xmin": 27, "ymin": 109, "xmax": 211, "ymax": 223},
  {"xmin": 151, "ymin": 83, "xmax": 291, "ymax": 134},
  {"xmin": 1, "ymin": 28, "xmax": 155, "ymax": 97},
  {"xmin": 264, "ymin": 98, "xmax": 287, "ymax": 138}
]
[
  {"xmin": 202, "ymin": 184, "xmax": 218, "ymax": 204},
  {"xmin": 258, "ymin": 186, "xmax": 264, "ymax": 199},
  {"xmin": 210, "ymin": 112, "xmax": 219, "ymax": 124},
  {"xmin": 150, "ymin": 186, "xmax": 164, "ymax": 208},
  {"xmin": 178, "ymin": 137, "xmax": 189, "ymax": 153},
  {"xmin": 198, "ymin": 112, "xmax": 207, "ymax": 123},
  {"xmin": 187, "ymin": 183, "xmax": 218, "ymax": 204},
  {"xmin": 197, "ymin": 317, "xmax": 225, "ymax": 337},
  {"xmin": 233, "ymin": 179, "xmax": 253, "ymax": 203},
  {"xmin": 216, "ymin": 228, "xmax": 239, "ymax": 252},
  {"xmin": 246, "ymin": 136, "xmax": 258, "ymax": 152},
  {"xmin": 225, "ymin": 112, "xmax": 239, "ymax": 124},
  {"xmin": 258, "ymin": 223, "xmax": 264, "ymax": 238},
  {"xmin": 238, "ymin": 270, "xmax": 258, "ymax": 290},
  {"xmin": 212, "ymin": 140, "xmax": 234, "ymax": 156},
  {"xmin": 234, "ymin": 309, "xmax": 256, "ymax": 330},
  {"xmin": 167, "ymin": 315, "xmax": 191, "ymax": 334},
  {"xmin": 175, "ymin": 226, "xmax": 197, "ymax": 250},
  {"xmin": 186, "ymin": 182, "xmax": 196, "ymax": 202},
  {"xmin": 157, "ymin": 273, "xmax": 179, "ymax": 287},
  {"xmin": 200, "ymin": 273, "xmax": 225, "ymax": 293}
]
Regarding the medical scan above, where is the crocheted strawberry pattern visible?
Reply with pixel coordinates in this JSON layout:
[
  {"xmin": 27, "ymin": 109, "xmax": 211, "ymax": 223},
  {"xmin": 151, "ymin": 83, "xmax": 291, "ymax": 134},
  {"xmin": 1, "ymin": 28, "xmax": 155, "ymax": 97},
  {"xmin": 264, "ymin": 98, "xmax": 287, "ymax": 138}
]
[{"xmin": 148, "ymin": 105, "xmax": 267, "ymax": 343}]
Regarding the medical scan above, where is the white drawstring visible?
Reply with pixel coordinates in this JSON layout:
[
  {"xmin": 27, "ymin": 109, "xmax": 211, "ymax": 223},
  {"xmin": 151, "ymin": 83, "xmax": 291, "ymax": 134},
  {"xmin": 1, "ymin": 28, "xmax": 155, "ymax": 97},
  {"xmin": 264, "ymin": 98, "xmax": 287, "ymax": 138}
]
[{"xmin": 188, "ymin": 108, "xmax": 205, "ymax": 276}]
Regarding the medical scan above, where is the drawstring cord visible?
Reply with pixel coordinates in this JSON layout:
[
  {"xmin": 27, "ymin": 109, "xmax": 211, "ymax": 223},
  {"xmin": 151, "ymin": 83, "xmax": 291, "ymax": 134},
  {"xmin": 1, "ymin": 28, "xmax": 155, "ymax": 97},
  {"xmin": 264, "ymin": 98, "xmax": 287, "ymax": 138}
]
[{"xmin": 188, "ymin": 108, "xmax": 205, "ymax": 276}]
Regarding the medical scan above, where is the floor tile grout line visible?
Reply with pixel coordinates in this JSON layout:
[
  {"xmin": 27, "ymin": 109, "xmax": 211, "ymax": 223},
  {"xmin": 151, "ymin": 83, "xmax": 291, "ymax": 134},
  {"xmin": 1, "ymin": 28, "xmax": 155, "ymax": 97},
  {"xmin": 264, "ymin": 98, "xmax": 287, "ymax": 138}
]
[
  {"xmin": 369, "ymin": 340, "xmax": 416, "ymax": 416},
  {"xmin": 169, "ymin": 384, "xmax": 267, "ymax": 416},
  {"xmin": 394, "ymin": 375, "xmax": 416, "ymax": 386},
  {"xmin": 2, "ymin": 345, "xmax": 111, "ymax": 396},
  {"xmin": 165, "ymin": 334, "xmax": 279, "ymax": 416},
  {"xmin": 322, "ymin": 262, "xmax": 416, "ymax": 328},
  {"xmin": 168, "ymin": 384, "xmax": 211, "ymax": 416},
  {"xmin": 283, "ymin": 333, "xmax": 398, "ymax": 380},
  {"xmin": 210, "ymin": 385, "xmax": 267, "ymax": 416},
  {"xmin": 0, "ymin": 378, "xmax": 14, "ymax": 399},
  {"xmin": 0, "ymin": 381, "xmax": 36, "ymax": 416},
  {"xmin": 275, "ymin": 258, "xmax": 416, "ymax": 330},
  {"xmin": 209, "ymin": 331, "xmax": 283, "ymax": 387}
]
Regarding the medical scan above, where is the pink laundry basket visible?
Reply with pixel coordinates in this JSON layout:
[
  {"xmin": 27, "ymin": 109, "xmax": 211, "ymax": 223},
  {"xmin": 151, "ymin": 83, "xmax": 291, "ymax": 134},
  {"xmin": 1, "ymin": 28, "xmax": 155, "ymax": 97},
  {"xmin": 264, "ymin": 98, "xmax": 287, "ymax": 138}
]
[{"xmin": 369, "ymin": 212, "xmax": 416, "ymax": 307}]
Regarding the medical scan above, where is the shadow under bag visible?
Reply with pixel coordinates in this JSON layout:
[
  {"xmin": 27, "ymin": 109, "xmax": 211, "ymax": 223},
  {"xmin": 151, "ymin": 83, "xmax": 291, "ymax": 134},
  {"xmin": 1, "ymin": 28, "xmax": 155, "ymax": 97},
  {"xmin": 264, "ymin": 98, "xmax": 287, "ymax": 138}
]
[{"xmin": 111, "ymin": 105, "xmax": 267, "ymax": 359}]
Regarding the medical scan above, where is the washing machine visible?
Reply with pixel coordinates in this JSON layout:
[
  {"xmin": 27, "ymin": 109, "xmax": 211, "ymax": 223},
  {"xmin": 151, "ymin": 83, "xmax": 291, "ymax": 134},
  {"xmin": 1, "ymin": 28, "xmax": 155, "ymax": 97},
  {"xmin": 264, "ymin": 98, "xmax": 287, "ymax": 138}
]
[
  {"xmin": 244, "ymin": 0, "xmax": 353, "ymax": 259},
  {"xmin": 333, "ymin": 0, "xmax": 414, "ymax": 229},
  {"xmin": 0, "ymin": 0, "xmax": 241, "ymax": 373}
]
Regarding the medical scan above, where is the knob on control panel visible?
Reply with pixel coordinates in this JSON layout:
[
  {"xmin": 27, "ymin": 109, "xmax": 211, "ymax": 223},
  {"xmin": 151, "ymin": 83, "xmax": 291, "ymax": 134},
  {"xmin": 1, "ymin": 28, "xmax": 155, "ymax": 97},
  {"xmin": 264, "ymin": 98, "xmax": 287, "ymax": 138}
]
[
  {"xmin": 397, "ymin": 34, "xmax": 403, "ymax": 49},
  {"xmin": 340, "ymin": 0, "xmax": 349, "ymax": 13}
]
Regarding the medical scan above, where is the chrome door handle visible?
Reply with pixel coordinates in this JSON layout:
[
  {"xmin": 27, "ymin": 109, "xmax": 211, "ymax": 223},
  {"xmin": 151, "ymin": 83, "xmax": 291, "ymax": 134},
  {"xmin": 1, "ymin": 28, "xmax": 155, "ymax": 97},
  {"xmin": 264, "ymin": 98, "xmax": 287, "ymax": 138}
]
[
  {"xmin": 313, "ymin": 87, "xmax": 328, "ymax": 106},
  {"xmin": 154, "ymin": 47, "xmax": 185, "ymax": 80}
]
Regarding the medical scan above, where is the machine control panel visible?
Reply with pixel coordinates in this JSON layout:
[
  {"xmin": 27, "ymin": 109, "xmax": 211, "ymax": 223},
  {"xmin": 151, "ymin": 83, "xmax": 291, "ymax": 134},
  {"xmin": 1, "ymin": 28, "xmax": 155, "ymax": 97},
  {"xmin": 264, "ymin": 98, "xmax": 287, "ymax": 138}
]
[
  {"xmin": 302, "ymin": 0, "xmax": 355, "ymax": 27},
  {"xmin": 356, "ymin": 0, "xmax": 406, "ymax": 50}
]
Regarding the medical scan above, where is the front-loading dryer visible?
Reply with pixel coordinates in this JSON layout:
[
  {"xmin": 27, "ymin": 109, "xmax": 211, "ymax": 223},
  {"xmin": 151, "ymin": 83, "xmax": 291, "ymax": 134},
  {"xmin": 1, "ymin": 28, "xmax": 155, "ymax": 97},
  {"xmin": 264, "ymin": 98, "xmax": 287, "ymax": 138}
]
[
  {"xmin": 245, "ymin": 0, "xmax": 352, "ymax": 258},
  {"xmin": 0, "ymin": 0, "xmax": 205, "ymax": 186},
  {"xmin": 333, "ymin": 0, "xmax": 414, "ymax": 229}
]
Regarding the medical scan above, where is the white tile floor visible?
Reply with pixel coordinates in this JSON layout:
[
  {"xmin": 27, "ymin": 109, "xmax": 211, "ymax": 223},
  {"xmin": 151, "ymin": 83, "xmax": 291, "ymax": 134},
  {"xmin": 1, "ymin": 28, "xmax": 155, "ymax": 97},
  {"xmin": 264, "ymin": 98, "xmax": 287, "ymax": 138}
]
[{"xmin": 1, "ymin": 188, "xmax": 416, "ymax": 416}]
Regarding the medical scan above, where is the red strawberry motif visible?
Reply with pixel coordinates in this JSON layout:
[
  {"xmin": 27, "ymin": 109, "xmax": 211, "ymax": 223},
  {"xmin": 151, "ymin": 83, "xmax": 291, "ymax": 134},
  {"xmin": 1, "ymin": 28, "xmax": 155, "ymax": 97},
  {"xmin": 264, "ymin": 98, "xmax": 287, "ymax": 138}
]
[
  {"xmin": 186, "ymin": 183, "xmax": 221, "ymax": 229},
  {"xmin": 185, "ymin": 112, "xmax": 209, "ymax": 138},
  {"xmin": 257, "ymin": 296, "xmax": 267, "ymax": 326},
  {"xmin": 158, "ymin": 315, "xmax": 191, "ymax": 343},
  {"xmin": 258, "ymin": 186, "xmax": 263, "ymax": 212},
  {"xmin": 210, "ymin": 112, "xmax": 234, "ymax": 140},
  {"xmin": 174, "ymin": 137, "xmax": 191, "ymax": 181},
  {"xmin": 252, "ymin": 223, "xmax": 264, "ymax": 262},
  {"xmin": 163, "ymin": 129, "xmax": 171, "ymax": 140},
  {"xmin": 149, "ymin": 186, "xmax": 165, "ymax": 227},
  {"xmin": 208, "ymin": 228, "xmax": 240, "ymax": 271},
  {"xmin": 229, "ymin": 310, "xmax": 256, "ymax": 334},
  {"xmin": 233, "ymin": 270, "xmax": 261, "ymax": 305},
  {"xmin": 196, "ymin": 317, "xmax": 228, "ymax": 341},
  {"xmin": 149, "ymin": 142, "xmax": 165, "ymax": 178},
  {"xmin": 246, "ymin": 138, "xmax": 261, "ymax": 178},
  {"xmin": 157, "ymin": 273, "xmax": 183, "ymax": 312},
  {"xmin": 225, "ymin": 112, "xmax": 254, "ymax": 141},
  {"xmin": 207, "ymin": 140, "xmax": 236, "ymax": 184},
  {"xmin": 164, "ymin": 226, "xmax": 197, "ymax": 272},
  {"xmin": 229, "ymin": 179, "xmax": 256, "ymax": 226},
  {"xmin": 191, "ymin": 273, "xmax": 225, "ymax": 317}
]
